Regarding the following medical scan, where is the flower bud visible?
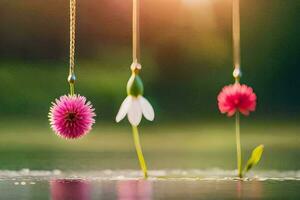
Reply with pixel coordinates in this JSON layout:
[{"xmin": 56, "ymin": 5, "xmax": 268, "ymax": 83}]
[{"xmin": 127, "ymin": 73, "xmax": 144, "ymax": 96}]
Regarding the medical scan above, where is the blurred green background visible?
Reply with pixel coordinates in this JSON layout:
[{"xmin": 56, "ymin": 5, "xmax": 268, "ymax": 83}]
[{"xmin": 0, "ymin": 0, "xmax": 299, "ymax": 171}]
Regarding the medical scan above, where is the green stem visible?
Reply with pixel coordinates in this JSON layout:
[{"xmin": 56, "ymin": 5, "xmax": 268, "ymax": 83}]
[
  {"xmin": 235, "ymin": 112, "xmax": 243, "ymax": 178},
  {"xmin": 132, "ymin": 125, "xmax": 148, "ymax": 178},
  {"xmin": 69, "ymin": 83, "xmax": 75, "ymax": 96}
]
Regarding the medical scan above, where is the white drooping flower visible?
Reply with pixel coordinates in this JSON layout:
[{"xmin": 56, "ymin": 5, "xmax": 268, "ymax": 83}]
[
  {"xmin": 116, "ymin": 67, "xmax": 155, "ymax": 126},
  {"xmin": 116, "ymin": 95, "xmax": 154, "ymax": 126}
]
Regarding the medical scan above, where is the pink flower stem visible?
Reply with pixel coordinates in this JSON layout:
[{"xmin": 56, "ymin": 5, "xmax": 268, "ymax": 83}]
[
  {"xmin": 69, "ymin": 83, "xmax": 75, "ymax": 96},
  {"xmin": 132, "ymin": 125, "xmax": 148, "ymax": 178},
  {"xmin": 235, "ymin": 112, "xmax": 243, "ymax": 178}
]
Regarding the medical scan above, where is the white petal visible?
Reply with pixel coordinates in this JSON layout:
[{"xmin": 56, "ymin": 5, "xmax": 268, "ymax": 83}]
[
  {"xmin": 139, "ymin": 96, "xmax": 155, "ymax": 121},
  {"xmin": 128, "ymin": 98, "xmax": 142, "ymax": 126},
  {"xmin": 116, "ymin": 96, "xmax": 132, "ymax": 123}
]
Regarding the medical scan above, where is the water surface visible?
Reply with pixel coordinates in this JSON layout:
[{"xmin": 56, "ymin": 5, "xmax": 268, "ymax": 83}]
[{"xmin": 0, "ymin": 169, "xmax": 299, "ymax": 200}]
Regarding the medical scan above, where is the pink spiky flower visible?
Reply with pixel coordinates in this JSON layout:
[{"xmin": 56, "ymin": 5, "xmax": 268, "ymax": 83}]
[
  {"xmin": 218, "ymin": 83, "xmax": 257, "ymax": 117},
  {"xmin": 49, "ymin": 95, "xmax": 96, "ymax": 139}
]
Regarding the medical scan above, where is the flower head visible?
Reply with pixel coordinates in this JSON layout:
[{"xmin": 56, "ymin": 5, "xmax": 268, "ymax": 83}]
[
  {"xmin": 116, "ymin": 73, "xmax": 154, "ymax": 126},
  {"xmin": 49, "ymin": 95, "xmax": 96, "ymax": 139},
  {"xmin": 218, "ymin": 83, "xmax": 256, "ymax": 117}
]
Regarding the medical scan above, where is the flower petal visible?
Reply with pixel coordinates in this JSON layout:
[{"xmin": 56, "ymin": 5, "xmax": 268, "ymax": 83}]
[
  {"xmin": 217, "ymin": 83, "xmax": 257, "ymax": 117},
  {"xmin": 116, "ymin": 96, "xmax": 132, "ymax": 123},
  {"xmin": 139, "ymin": 96, "xmax": 155, "ymax": 121},
  {"xmin": 128, "ymin": 98, "xmax": 142, "ymax": 126}
]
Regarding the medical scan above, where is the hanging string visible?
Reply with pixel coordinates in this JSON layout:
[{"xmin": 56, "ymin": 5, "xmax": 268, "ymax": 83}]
[
  {"xmin": 68, "ymin": 0, "xmax": 76, "ymax": 95},
  {"xmin": 232, "ymin": 0, "xmax": 241, "ymax": 83},
  {"xmin": 233, "ymin": 0, "xmax": 243, "ymax": 178},
  {"xmin": 132, "ymin": 0, "xmax": 141, "ymax": 65},
  {"xmin": 131, "ymin": 0, "xmax": 148, "ymax": 179}
]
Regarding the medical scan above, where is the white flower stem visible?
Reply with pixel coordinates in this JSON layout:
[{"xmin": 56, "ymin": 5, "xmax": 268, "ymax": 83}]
[
  {"xmin": 235, "ymin": 112, "xmax": 243, "ymax": 178},
  {"xmin": 132, "ymin": 125, "xmax": 148, "ymax": 178}
]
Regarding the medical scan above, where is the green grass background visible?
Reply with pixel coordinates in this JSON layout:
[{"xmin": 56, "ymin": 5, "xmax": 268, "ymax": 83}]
[
  {"xmin": 0, "ymin": 0, "xmax": 299, "ymax": 171},
  {"xmin": 0, "ymin": 119, "xmax": 298, "ymax": 171}
]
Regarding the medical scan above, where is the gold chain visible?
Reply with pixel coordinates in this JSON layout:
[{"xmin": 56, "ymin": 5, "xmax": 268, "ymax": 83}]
[
  {"xmin": 69, "ymin": 0, "xmax": 76, "ymax": 74},
  {"xmin": 68, "ymin": 0, "xmax": 76, "ymax": 95}
]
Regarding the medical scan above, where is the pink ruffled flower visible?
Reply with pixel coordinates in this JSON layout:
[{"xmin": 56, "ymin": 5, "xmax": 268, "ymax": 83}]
[
  {"xmin": 218, "ymin": 83, "xmax": 257, "ymax": 117},
  {"xmin": 49, "ymin": 95, "xmax": 96, "ymax": 139}
]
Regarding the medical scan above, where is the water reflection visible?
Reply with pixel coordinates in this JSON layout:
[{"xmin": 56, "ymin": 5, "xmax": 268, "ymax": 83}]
[
  {"xmin": 236, "ymin": 180, "xmax": 263, "ymax": 199},
  {"xmin": 50, "ymin": 179, "xmax": 91, "ymax": 200},
  {"xmin": 0, "ymin": 176, "xmax": 295, "ymax": 200},
  {"xmin": 117, "ymin": 180, "xmax": 153, "ymax": 200}
]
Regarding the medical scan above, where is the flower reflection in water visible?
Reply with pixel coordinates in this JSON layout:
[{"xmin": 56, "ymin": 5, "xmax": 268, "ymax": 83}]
[
  {"xmin": 50, "ymin": 179, "xmax": 91, "ymax": 200},
  {"xmin": 117, "ymin": 180, "xmax": 152, "ymax": 200},
  {"xmin": 236, "ymin": 180, "xmax": 263, "ymax": 199}
]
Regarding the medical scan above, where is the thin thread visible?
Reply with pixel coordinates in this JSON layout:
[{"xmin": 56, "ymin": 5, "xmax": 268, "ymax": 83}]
[
  {"xmin": 233, "ymin": 0, "xmax": 241, "ymax": 80},
  {"xmin": 233, "ymin": 0, "xmax": 243, "ymax": 178},
  {"xmin": 132, "ymin": 0, "xmax": 140, "ymax": 63}
]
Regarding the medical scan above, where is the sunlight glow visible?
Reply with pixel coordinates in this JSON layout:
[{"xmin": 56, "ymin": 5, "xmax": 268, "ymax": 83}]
[{"xmin": 182, "ymin": 0, "xmax": 212, "ymax": 6}]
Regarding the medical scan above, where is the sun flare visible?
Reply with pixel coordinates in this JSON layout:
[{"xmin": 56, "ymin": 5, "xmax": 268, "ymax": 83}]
[{"xmin": 182, "ymin": 0, "xmax": 212, "ymax": 6}]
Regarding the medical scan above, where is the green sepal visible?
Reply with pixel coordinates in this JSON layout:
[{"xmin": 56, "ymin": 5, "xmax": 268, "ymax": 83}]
[
  {"xmin": 244, "ymin": 144, "xmax": 264, "ymax": 173},
  {"xmin": 127, "ymin": 73, "xmax": 144, "ymax": 97}
]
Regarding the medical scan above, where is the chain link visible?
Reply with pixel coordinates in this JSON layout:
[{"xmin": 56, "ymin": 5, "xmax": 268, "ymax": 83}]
[
  {"xmin": 69, "ymin": 0, "xmax": 76, "ymax": 75},
  {"xmin": 68, "ymin": 0, "xmax": 76, "ymax": 95}
]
